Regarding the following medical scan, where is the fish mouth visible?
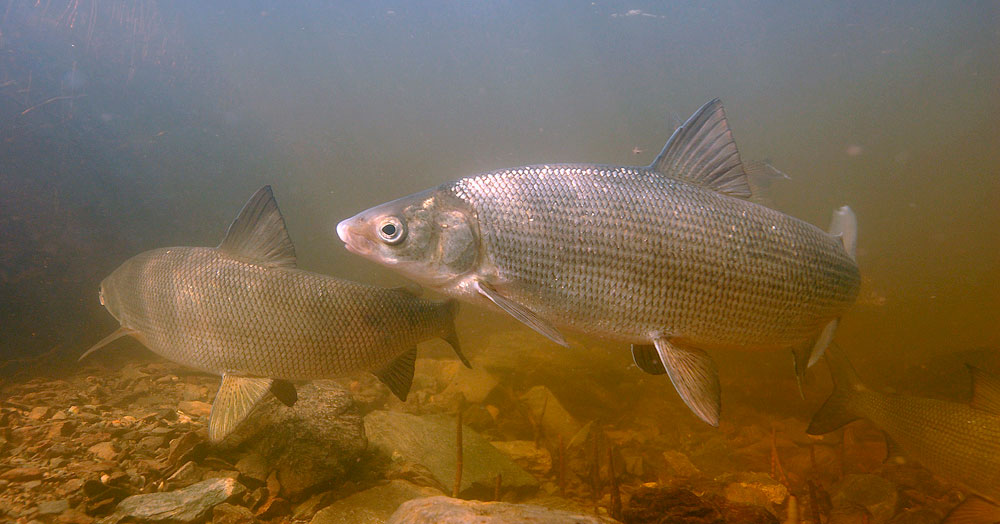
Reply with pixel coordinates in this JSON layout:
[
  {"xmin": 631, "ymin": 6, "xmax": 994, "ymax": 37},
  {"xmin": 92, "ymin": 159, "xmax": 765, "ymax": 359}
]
[{"xmin": 337, "ymin": 218, "xmax": 373, "ymax": 257}]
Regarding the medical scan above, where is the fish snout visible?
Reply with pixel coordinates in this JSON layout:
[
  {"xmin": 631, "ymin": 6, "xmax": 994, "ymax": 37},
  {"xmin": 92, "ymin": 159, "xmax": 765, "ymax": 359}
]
[{"xmin": 337, "ymin": 217, "xmax": 373, "ymax": 256}]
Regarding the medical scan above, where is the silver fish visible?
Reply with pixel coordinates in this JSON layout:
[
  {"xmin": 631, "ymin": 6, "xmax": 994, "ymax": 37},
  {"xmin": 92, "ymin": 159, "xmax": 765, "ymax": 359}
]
[
  {"xmin": 808, "ymin": 347, "xmax": 1000, "ymax": 523},
  {"xmin": 337, "ymin": 99, "xmax": 860, "ymax": 426},
  {"xmin": 82, "ymin": 186, "xmax": 468, "ymax": 441}
]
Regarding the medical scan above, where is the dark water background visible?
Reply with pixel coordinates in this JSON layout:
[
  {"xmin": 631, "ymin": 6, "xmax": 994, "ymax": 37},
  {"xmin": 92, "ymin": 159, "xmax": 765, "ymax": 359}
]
[{"xmin": 1, "ymin": 1, "xmax": 997, "ymax": 395}]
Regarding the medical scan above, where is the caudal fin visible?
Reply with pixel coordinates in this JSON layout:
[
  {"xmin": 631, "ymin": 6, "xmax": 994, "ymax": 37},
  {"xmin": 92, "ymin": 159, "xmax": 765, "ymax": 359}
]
[
  {"xmin": 806, "ymin": 345, "xmax": 867, "ymax": 435},
  {"xmin": 439, "ymin": 299, "xmax": 471, "ymax": 368},
  {"xmin": 829, "ymin": 205, "xmax": 857, "ymax": 261}
]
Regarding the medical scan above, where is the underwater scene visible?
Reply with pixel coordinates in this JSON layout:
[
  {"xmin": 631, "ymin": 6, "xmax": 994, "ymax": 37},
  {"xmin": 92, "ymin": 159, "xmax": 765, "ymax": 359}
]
[{"xmin": 1, "ymin": 1, "xmax": 998, "ymax": 523}]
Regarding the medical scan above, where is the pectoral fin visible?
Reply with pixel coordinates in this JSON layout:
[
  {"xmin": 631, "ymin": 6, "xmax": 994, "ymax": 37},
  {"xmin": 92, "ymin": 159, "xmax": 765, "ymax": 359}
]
[
  {"xmin": 79, "ymin": 326, "xmax": 141, "ymax": 361},
  {"xmin": 374, "ymin": 348, "xmax": 417, "ymax": 402},
  {"xmin": 791, "ymin": 319, "xmax": 839, "ymax": 395},
  {"xmin": 631, "ymin": 344, "xmax": 667, "ymax": 375},
  {"xmin": 208, "ymin": 374, "xmax": 273, "ymax": 442},
  {"xmin": 653, "ymin": 338, "xmax": 721, "ymax": 427},
  {"xmin": 473, "ymin": 280, "xmax": 568, "ymax": 347}
]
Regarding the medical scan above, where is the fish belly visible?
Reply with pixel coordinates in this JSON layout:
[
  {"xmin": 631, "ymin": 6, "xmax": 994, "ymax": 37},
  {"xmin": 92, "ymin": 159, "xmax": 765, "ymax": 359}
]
[
  {"xmin": 452, "ymin": 165, "xmax": 860, "ymax": 349},
  {"xmin": 109, "ymin": 248, "xmax": 432, "ymax": 379}
]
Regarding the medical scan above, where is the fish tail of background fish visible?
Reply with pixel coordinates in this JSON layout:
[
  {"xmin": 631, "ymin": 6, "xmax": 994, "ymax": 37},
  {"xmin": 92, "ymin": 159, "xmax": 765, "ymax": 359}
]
[{"xmin": 805, "ymin": 345, "xmax": 868, "ymax": 435}]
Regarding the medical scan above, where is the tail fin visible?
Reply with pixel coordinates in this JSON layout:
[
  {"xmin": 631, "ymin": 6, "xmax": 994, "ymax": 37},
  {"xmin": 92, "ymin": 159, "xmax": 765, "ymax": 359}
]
[
  {"xmin": 806, "ymin": 345, "xmax": 867, "ymax": 435},
  {"xmin": 439, "ymin": 299, "xmax": 471, "ymax": 368},
  {"xmin": 828, "ymin": 205, "xmax": 857, "ymax": 261}
]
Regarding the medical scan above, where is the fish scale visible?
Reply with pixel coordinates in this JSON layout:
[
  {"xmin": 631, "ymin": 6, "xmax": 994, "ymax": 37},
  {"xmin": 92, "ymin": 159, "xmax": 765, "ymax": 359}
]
[
  {"xmin": 858, "ymin": 392, "xmax": 1000, "ymax": 501},
  {"xmin": 451, "ymin": 164, "xmax": 858, "ymax": 348},
  {"xmin": 104, "ymin": 247, "xmax": 447, "ymax": 379}
]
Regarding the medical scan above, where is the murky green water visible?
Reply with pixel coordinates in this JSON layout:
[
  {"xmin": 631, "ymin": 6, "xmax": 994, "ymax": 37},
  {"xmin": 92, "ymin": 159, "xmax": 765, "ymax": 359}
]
[{"xmin": 0, "ymin": 2, "xmax": 998, "ymax": 522}]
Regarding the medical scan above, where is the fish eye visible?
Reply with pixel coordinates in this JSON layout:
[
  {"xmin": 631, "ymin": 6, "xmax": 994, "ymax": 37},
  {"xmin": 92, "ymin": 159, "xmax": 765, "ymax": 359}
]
[
  {"xmin": 377, "ymin": 216, "xmax": 406, "ymax": 245},
  {"xmin": 98, "ymin": 288, "xmax": 105, "ymax": 306}
]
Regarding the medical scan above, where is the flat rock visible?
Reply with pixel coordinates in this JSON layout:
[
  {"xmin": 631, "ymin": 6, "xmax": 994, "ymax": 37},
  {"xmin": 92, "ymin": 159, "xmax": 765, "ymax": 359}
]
[
  {"xmin": 100, "ymin": 477, "xmax": 245, "ymax": 524},
  {"xmin": 309, "ymin": 480, "xmax": 444, "ymax": 524},
  {"xmin": 489, "ymin": 440, "xmax": 552, "ymax": 476},
  {"xmin": 87, "ymin": 441, "xmax": 119, "ymax": 461},
  {"xmin": 522, "ymin": 386, "xmax": 581, "ymax": 443},
  {"xmin": 387, "ymin": 496, "xmax": 619, "ymax": 524},
  {"xmin": 224, "ymin": 381, "xmax": 366, "ymax": 500},
  {"xmin": 365, "ymin": 410, "xmax": 538, "ymax": 499},
  {"xmin": 832, "ymin": 474, "xmax": 898, "ymax": 524},
  {"xmin": 37, "ymin": 499, "xmax": 70, "ymax": 514},
  {"xmin": 0, "ymin": 466, "xmax": 45, "ymax": 481},
  {"xmin": 177, "ymin": 400, "xmax": 211, "ymax": 418}
]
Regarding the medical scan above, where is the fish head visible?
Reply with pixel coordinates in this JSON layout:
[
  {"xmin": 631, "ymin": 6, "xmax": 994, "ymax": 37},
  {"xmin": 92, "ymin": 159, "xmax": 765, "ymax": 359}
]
[
  {"xmin": 337, "ymin": 187, "xmax": 480, "ymax": 289},
  {"xmin": 96, "ymin": 257, "xmax": 139, "ymax": 324}
]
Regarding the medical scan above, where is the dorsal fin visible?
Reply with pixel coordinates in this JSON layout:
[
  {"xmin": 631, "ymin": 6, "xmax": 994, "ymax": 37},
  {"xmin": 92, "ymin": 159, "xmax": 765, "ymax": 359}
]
[
  {"xmin": 968, "ymin": 364, "xmax": 1000, "ymax": 415},
  {"xmin": 650, "ymin": 99, "xmax": 752, "ymax": 199},
  {"xmin": 218, "ymin": 186, "xmax": 297, "ymax": 268}
]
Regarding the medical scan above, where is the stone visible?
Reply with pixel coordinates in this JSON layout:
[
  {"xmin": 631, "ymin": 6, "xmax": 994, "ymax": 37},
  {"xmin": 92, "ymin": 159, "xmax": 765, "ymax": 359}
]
[
  {"xmin": 0, "ymin": 467, "xmax": 44, "ymax": 481},
  {"xmin": 212, "ymin": 502, "xmax": 255, "ymax": 524},
  {"xmin": 235, "ymin": 451, "xmax": 270, "ymax": 483},
  {"xmin": 164, "ymin": 460, "xmax": 201, "ymax": 489},
  {"xmin": 365, "ymin": 410, "xmax": 538, "ymax": 499},
  {"xmin": 37, "ymin": 499, "xmax": 71, "ymax": 514},
  {"xmin": 623, "ymin": 486, "xmax": 778, "ymax": 524},
  {"xmin": 309, "ymin": 480, "xmax": 443, "ymax": 524},
  {"xmin": 28, "ymin": 406, "xmax": 53, "ymax": 420},
  {"xmin": 719, "ymin": 471, "xmax": 789, "ymax": 508},
  {"xmin": 489, "ymin": 440, "xmax": 552, "ymax": 476},
  {"xmin": 662, "ymin": 449, "xmax": 702, "ymax": 478},
  {"xmin": 387, "ymin": 496, "xmax": 619, "ymax": 524},
  {"xmin": 87, "ymin": 441, "xmax": 119, "ymax": 461},
  {"xmin": 832, "ymin": 474, "xmax": 899, "ymax": 524},
  {"xmin": 47, "ymin": 420, "xmax": 76, "ymax": 439},
  {"xmin": 224, "ymin": 381, "xmax": 366, "ymax": 500},
  {"xmin": 56, "ymin": 508, "xmax": 96, "ymax": 523},
  {"xmin": 886, "ymin": 508, "xmax": 944, "ymax": 524},
  {"xmin": 419, "ymin": 359, "xmax": 500, "ymax": 405},
  {"xmin": 101, "ymin": 477, "xmax": 245, "ymax": 524},
  {"xmin": 522, "ymin": 386, "xmax": 582, "ymax": 443},
  {"xmin": 177, "ymin": 400, "xmax": 211, "ymax": 418}
]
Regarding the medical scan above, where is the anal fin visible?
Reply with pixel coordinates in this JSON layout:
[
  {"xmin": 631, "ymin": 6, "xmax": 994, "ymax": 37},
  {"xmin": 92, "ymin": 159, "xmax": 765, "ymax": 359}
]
[
  {"xmin": 374, "ymin": 348, "xmax": 417, "ymax": 402},
  {"xmin": 473, "ymin": 280, "xmax": 567, "ymax": 347},
  {"xmin": 632, "ymin": 344, "xmax": 667, "ymax": 375},
  {"xmin": 209, "ymin": 374, "xmax": 273, "ymax": 442},
  {"xmin": 270, "ymin": 379, "xmax": 298, "ymax": 407},
  {"xmin": 654, "ymin": 338, "xmax": 721, "ymax": 426}
]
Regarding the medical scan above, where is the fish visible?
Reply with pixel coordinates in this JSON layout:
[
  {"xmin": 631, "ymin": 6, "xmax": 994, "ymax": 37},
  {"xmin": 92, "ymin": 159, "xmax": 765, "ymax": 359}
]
[
  {"xmin": 81, "ymin": 186, "xmax": 469, "ymax": 442},
  {"xmin": 808, "ymin": 347, "xmax": 1000, "ymax": 524},
  {"xmin": 336, "ymin": 99, "xmax": 860, "ymax": 426}
]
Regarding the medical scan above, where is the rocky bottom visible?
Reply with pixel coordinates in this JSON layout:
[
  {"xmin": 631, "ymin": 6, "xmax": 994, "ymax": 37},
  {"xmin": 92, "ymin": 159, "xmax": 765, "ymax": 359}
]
[{"xmin": 0, "ymin": 331, "xmax": 973, "ymax": 524}]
